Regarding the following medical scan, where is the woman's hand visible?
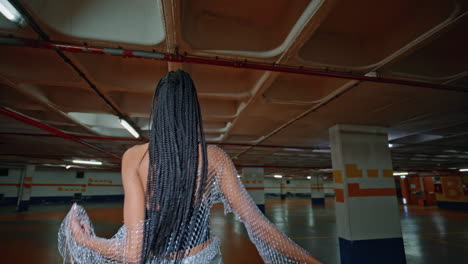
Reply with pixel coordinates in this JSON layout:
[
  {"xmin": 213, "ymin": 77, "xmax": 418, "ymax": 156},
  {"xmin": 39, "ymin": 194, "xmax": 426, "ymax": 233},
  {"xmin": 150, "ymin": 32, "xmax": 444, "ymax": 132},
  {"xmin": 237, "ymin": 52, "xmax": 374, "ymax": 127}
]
[{"xmin": 70, "ymin": 209, "xmax": 92, "ymax": 246}]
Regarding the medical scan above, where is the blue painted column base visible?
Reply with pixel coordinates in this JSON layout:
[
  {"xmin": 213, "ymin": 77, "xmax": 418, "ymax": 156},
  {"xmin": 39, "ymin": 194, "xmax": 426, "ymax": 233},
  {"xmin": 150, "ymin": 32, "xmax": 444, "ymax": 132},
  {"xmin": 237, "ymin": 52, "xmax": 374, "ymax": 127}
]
[
  {"xmin": 311, "ymin": 198, "xmax": 325, "ymax": 205},
  {"xmin": 257, "ymin": 204, "xmax": 265, "ymax": 214},
  {"xmin": 339, "ymin": 237, "xmax": 406, "ymax": 264},
  {"xmin": 437, "ymin": 201, "xmax": 468, "ymax": 210}
]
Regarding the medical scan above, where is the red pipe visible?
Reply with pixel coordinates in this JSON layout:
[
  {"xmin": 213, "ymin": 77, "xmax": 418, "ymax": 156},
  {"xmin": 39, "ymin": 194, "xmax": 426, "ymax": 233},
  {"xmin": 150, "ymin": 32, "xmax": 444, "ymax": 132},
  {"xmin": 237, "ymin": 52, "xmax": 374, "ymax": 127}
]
[
  {"xmin": 0, "ymin": 107, "xmax": 121, "ymax": 160},
  {"xmin": 236, "ymin": 164, "xmax": 330, "ymax": 170},
  {"xmin": 0, "ymin": 153, "xmax": 110, "ymax": 161},
  {"xmin": 1, "ymin": 37, "xmax": 466, "ymax": 93},
  {"xmin": 0, "ymin": 132, "xmax": 330, "ymax": 150}
]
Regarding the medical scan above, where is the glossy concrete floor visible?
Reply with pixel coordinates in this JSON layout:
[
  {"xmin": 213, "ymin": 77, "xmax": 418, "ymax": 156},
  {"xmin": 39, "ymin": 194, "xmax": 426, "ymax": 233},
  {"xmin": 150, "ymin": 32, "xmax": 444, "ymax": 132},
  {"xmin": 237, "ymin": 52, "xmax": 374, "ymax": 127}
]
[{"xmin": 0, "ymin": 199, "xmax": 467, "ymax": 263}]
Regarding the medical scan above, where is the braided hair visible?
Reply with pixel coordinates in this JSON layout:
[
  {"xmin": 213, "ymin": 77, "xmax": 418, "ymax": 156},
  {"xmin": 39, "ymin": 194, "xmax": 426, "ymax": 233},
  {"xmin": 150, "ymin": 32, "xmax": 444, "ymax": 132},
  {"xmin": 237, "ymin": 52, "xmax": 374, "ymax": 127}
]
[{"xmin": 141, "ymin": 70, "xmax": 208, "ymax": 262}]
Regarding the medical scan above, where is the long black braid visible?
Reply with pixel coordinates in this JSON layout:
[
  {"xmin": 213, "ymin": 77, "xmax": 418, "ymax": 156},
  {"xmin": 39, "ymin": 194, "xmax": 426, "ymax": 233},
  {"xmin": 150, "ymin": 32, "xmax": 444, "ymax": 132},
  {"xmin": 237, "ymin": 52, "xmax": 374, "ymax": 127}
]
[{"xmin": 141, "ymin": 70, "xmax": 208, "ymax": 263}]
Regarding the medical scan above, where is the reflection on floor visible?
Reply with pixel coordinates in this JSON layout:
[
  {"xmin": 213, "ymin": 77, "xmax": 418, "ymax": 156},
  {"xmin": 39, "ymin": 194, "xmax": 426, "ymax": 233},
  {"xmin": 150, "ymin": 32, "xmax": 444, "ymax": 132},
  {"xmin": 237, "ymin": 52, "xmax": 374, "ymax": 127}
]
[{"xmin": 0, "ymin": 199, "xmax": 467, "ymax": 263}]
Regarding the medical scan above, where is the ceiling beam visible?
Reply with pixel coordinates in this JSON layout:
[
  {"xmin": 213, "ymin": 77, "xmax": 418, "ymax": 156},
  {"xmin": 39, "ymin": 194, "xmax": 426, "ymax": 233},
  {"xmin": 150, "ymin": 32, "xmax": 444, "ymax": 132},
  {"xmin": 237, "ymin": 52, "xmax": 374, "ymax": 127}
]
[
  {"xmin": 0, "ymin": 77, "xmax": 99, "ymax": 136},
  {"xmin": 7, "ymin": 0, "xmax": 144, "ymax": 139},
  {"xmin": 0, "ymin": 107, "xmax": 121, "ymax": 160},
  {"xmin": 232, "ymin": 4, "xmax": 468, "ymax": 158},
  {"xmin": 1, "ymin": 36, "xmax": 465, "ymax": 92}
]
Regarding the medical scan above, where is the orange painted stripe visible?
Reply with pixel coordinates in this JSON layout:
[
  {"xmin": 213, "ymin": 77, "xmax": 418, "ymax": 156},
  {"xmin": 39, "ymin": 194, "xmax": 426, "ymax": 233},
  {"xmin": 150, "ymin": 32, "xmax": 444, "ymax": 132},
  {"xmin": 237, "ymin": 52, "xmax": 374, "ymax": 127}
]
[
  {"xmin": 88, "ymin": 183, "xmax": 123, "ymax": 187},
  {"xmin": 33, "ymin": 183, "xmax": 87, "ymax": 187},
  {"xmin": 367, "ymin": 169, "xmax": 378, "ymax": 178},
  {"xmin": 311, "ymin": 187, "xmax": 324, "ymax": 190},
  {"xmin": 345, "ymin": 164, "xmax": 363, "ymax": 178},
  {"xmin": 382, "ymin": 169, "xmax": 393, "ymax": 178},
  {"xmin": 333, "ymin": 170, "xmax": 343, "ymax": 183},
  {"xmin": 0, "ymin": 183, "xmax": 20, "ymax": 187},
  {"xmin": 245, "ymin": 187, "xmax": 264, "ymax": 190},
  {"xmin": 334, "ymin": 189, "xmax": 344, "ymax": 203},
  {"xmin": 348, "ymin": 183, "xmax": 396, "ymax": 197},
  {"xmin": 263, "ymin": 187, "xmax": 312, "ymax": 189}
]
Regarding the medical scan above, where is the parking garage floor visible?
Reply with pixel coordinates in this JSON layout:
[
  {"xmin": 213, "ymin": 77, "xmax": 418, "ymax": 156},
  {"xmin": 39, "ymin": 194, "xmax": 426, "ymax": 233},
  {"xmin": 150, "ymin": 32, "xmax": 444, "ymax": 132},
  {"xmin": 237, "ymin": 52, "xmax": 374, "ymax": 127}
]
[{"xmin": 0, "ymin": 199, "xmax": 466, "ymax": 264}]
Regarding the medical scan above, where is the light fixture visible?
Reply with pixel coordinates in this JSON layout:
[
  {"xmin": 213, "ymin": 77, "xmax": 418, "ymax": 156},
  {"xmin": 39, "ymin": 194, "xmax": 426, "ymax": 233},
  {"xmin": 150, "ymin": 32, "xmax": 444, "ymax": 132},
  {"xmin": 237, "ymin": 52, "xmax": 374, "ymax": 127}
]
[
  {"xmin": 388, "ymin": 143, "xmax": 393, "ymax": 148},
  {"xmin": 274, "ymin": 175, "xmax": 283, "ymax": 179},
  {"xmin": 0, "ymin": 0, "xmax": 22, "ymax": 22},
  {"xmin": 237, "ymin": 175, "xmax": 241, "ymax": 178},
  {"xmin": 307, "ymin": 176, "xmax": 311, "ymax": 180},
  {"xmin": 283, "ymin": 148, "xmax": 304, "ymax": 152},
  {"xmin": 393, "ymin": 172, "xmax": 408, "ymax": 176},
  {"xmin": 120, "ymin": 119, "xmax": 140, "ymax": 138},
  {"xmin": 72, "ymin": 160, "xmax": 102, "ymax": 165},
  {"xmin": 460, "ymin": 168, "xmax": 468, "ymax": 172},
  {"xmin": 402, "ymin": 198, "xmax": 407, "ymax": 204},
  {"xmin": 312, "ymin": 149, "xmax": 331, "ymax": 153},
  {"xmin": 400, "ymin": 175, "xmax": 406, "ymax": 179},
  {"xmin": 65, "ymin": 165, "xmax": 72, "ymax": 169}
]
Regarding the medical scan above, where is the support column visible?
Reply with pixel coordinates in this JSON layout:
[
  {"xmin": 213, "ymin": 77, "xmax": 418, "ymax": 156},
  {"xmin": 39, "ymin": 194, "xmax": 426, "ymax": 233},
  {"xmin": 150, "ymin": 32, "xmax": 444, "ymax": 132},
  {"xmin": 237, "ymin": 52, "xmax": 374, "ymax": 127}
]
[
  {"xmin": 280, "ymin": 178, "xmax": 286, "ymax": 200},
  {"xmin": 17, "ymin": 165, "xmax": 35, "ymax": 212},
  {"xmin": 242, "ymin": 168, "xmax": 265, "ymax": 213},
  {"xmin": 311, "ymin": 175, "xmax": 325, "ymax": 205},
  {"xmin": 329, "ymin": 125, "xmax": 406, "ymax": 264}
]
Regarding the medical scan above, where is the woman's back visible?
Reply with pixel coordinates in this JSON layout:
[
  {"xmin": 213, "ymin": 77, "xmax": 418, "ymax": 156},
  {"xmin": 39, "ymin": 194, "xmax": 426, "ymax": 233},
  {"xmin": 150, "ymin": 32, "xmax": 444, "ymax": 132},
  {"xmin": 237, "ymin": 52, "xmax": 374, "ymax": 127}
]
[{"xmin": 58, "ymin": 70, "xmax": 321, "ymax": 264}]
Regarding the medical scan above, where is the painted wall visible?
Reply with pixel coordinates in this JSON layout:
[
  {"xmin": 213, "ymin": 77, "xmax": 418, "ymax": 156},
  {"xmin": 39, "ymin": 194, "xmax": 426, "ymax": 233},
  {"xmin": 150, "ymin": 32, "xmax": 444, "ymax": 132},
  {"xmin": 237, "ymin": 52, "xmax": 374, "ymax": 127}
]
[
  {"xmin": 399, "ymin": 175, "xmax": 436, "ymax": 206},
  {"xmin": 323, "ymin": 180, "xmax": 335, "ymax": 197},
  {"xmin": 0, "ymin": 167, "xmax": 123, "ymax": 203},
  {"xmin": 263, "ymin": 178, "xmax": 312, "ymax": 198},
  {"xmin": 435, "ymin": 175, "xmax": 468, "ymax": 210},
  {"xmin": 0, "ymin": 167, "xmax": 338, "ymax": 204}
]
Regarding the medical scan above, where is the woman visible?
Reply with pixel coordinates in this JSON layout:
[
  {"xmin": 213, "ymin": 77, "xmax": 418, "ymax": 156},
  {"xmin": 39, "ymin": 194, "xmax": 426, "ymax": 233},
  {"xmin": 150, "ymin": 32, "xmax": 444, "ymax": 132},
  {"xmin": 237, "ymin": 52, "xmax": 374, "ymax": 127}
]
[{"xmin": 59, "ymin": 70, "xmax": 322, "ymax": 264}]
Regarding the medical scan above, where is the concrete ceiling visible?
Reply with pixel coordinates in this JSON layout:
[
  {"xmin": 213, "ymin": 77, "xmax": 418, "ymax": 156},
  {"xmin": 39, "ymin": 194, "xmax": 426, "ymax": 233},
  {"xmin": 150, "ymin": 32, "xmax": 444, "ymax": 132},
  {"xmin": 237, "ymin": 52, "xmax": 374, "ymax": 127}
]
[{"xmin": 1, "ymin": 0, "xmax": 468, "ymax": 177}]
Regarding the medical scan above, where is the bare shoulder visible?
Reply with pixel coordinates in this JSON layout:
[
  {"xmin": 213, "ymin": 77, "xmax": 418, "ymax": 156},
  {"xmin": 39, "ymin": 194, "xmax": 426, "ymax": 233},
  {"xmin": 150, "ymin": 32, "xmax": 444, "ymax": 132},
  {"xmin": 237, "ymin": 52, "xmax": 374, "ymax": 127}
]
[
  {"xmin": 122, "ymin": 143, "xmax": 149, "ymax": 169},
  {"xmin": 123, "ymin": 143, "xmax": 149, "ymax": 159}
]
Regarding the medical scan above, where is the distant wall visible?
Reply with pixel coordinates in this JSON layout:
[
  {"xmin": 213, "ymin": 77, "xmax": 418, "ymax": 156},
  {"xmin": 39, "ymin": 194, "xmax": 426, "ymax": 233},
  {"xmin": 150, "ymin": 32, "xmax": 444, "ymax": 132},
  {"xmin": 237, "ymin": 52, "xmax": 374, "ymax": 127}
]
[
  {"xmin": 0, "ymin": 167, "xmax": 337, "ymax": 204},
  {"xmin": 436, "ymin": 175, "xmax": 468, "ymax": 210},
  {"xmin": 323, "ymin": 180, "xmax": 335, "ymax": 197},
  {"xmin": 0, "ymin": 167, "xmax": 123, "ymax": 204},
  {"xmin": 263, "ymin": 178, "xmax": 311, "ymax": 198}
]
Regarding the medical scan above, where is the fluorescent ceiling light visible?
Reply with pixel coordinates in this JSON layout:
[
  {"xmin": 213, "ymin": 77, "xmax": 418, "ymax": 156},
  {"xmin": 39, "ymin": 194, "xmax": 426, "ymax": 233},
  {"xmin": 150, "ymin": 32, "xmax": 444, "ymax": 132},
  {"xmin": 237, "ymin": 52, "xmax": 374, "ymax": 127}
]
[
  {"xmin": 120, "ymin": 119, "xmax": 140, "ymax": 138},
  {"xmin": 72, "ymin": 160, "xmax": 102, "ymax": 165},
  {"xmin": 388, "ymin": 143, "xmax": 393, "ymax": 148},
  {"xmin": 459, "ymin": 168, "xmax": 468, "ymax": 172},
  {"xmin": 274, "ymin": 175, "xmax": 283, "ymax": 178},
  {"xmin": 400, "ymin": 175, "xmax": 406, "ymax": 179},
  {"xmin": 307, "ymin": 176, "xmax": 311, "ymax": 180},
  {"xmin": 283, "ymin": 148, "xmax": 304, "ymax": 152},
  {"xmin": 312, "ymin": 149, "xmax": 331, "ymax": 153},
  {"xmin": 237, "ymin": 175, "xmax": 241, "ymax": 178},
  {"xmin": 65, "ymin": 165, "xmax": 72, "ymax": 169},
  {"xmin": 0, "ymin": 0, "xmax": 21, "ymax": 22},
  {"xmin": 393, "ymin": 172, "xmax": 408, "ymax": 176}
]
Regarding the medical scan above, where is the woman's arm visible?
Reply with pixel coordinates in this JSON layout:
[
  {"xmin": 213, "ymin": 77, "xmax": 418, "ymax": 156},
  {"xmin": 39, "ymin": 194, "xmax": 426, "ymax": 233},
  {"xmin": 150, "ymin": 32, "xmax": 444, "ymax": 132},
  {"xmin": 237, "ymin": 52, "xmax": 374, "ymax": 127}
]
[
  {"xmin": 70, "ymin": 146, "xmax": 146, "ymax": 263},
  {"xmin": 210, "ymin": 146, "xmax": 322, "ymax": 264}
]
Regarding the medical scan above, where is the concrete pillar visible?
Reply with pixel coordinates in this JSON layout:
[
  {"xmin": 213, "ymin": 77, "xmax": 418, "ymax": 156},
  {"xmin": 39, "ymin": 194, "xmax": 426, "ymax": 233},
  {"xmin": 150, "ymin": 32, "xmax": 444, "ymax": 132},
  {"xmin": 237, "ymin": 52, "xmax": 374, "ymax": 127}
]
[
  {"xmin": 17, "ymin": 165, "xmax": 35, "ymax": 211},
  {"xmin": 280, "ymin": 178, "xmax": 286, "ymax": 200},
  {"xmin": 329, "ymin": 125, "xmax": 406, "ymax": 264},
  {"xmin": 311, "ymin": 175, "xmax": 325, "ymax": 205},
  {"xmin": 242, "ymin": 167, "xmax": 265, "ymax": 213}
]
